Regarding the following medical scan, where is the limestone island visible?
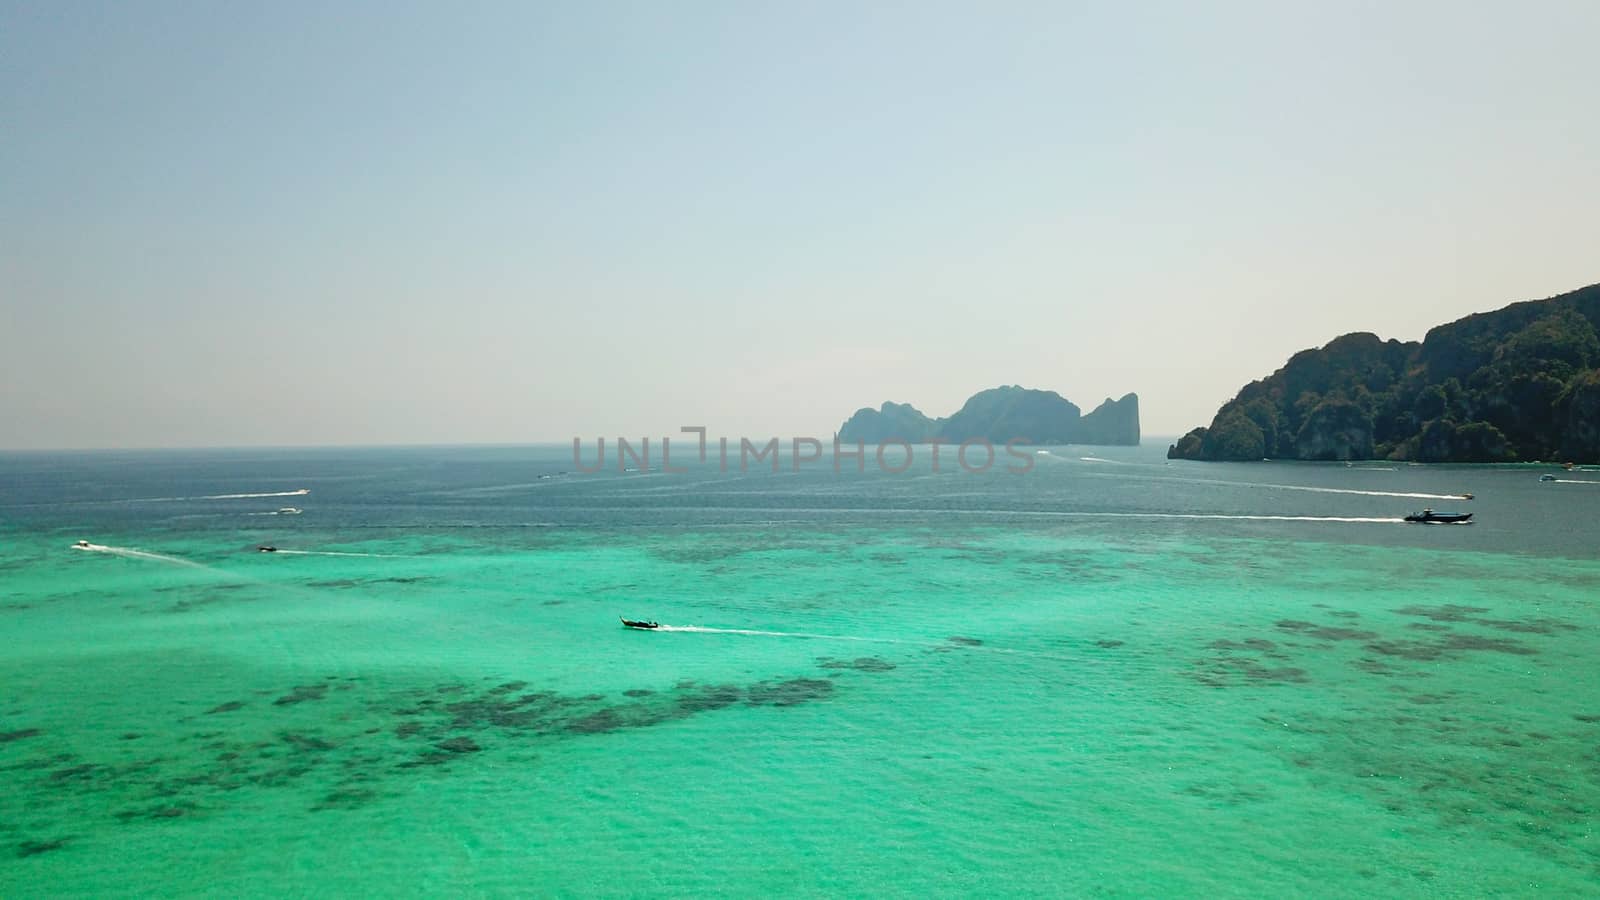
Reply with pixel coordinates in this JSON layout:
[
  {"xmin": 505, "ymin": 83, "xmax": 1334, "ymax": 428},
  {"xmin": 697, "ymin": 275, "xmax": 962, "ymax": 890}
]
[
  {"xmin": 1169, "ymin": 281, "xmax": 1600, "ymax": 463},
  {"xmin": 838, "ymin": 387, "xmax": 1139, "ymax": 446}
]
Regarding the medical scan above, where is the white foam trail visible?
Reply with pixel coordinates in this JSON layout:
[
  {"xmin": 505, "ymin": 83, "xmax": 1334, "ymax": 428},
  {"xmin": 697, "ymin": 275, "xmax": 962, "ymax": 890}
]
[
  {"xmin": 1549, "ymin": 479, "xmax": 1600, "ymax": 485},
  {"xmin": 567, "ymin": 505, "xmax": 1407, "ymax": 525},
  {"xmin": 1274, "ymin": 484, "xmax": 1467, "ymax": 500},
  {"xmin": 1079, "ymin": 456, "xmax": 1121, "ymax": 464},
  {"xmin": 650, "ymin": 625, "xmax": 1075, "ymax": 661},
  {"xmin": 1095, "ymin": 513, "xmax": 1406, "ymax": 523},
  {"xmin": 658, "ymin": 625, "xmax": 907, "ymax": 644},
  {"xmin": 1092, "ymin": 472, "xmax": 1469, "ymax": 501},
  {"xmin": 120, "ymin": 488, "xmax": 310, "ymax": 503},
  {"xmin": 71, "ymin": 542, "xmax": 210, "ymax": 569},
  {"xmin": 268, "ymin": 549, "xmax": 417, "ymax": 558}
]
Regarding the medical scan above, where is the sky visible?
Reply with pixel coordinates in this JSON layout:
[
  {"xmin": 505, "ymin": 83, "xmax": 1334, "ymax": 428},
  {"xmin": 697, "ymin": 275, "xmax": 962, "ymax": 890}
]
[{"xmin": 3, "ymin": 1, "xmax": 1598, "ymax": 449}]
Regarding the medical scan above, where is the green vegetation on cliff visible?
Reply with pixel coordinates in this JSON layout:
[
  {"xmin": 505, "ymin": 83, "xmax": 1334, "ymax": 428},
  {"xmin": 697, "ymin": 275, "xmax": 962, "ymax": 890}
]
[
  {"xmin": 839, "ymin": 387, "xmax": 1139, "ymax": 446},
  {"xmin": 1169, "ymin": 282, "xmax": 1600, "ymax": 462}
]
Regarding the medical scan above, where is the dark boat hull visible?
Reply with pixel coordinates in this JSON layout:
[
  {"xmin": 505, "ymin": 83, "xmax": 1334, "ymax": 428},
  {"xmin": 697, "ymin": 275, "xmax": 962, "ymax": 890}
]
[
  {"xmin": 620, "ymin": 618, "xmax": 660, "ymax": 629},
  {"xmin": 1405, "ymin": 512, "xmax": 1473, "ymax": 524}
]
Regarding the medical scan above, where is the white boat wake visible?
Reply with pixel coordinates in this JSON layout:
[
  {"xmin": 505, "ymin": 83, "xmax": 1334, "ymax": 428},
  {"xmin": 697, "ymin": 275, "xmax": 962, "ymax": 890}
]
[
  {"xmin": 1271, "ymin": 484, "xmax": 1468, "ymax": 501},
  {"xmin": 1092, "ymin": 513, "xmax": 1406, "ymax": 523},
  {"xmin": 119, "ymin": 488, "xmax": 311, "ymax": 503},
  {"xmin": 649, "ymin": 625, "xmax": 1074, "ymax": 661},
  {"xmin": 71, "ymin": 542, "xmax": 211, "ymax": 570},
  {"xmin": 267, "ymin": 549, "xmax": 417, "ymax": 558},
  {"xmin": 1093, "ymin": 472, "xmax": 1470, "ymax": 501},
  {"xmin": 656, "ymin": 624, "xmax": 908, "ymax": 644}
]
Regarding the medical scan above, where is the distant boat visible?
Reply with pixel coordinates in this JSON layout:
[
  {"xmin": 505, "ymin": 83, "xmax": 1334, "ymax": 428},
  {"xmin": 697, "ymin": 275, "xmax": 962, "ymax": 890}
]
[
  {"xmin": 277, "ymin": 507, "xmax": 303, "ymax": 515},
  {"xmin": 1539, "ymin": 474, "xmax": 1557, "ymax": 482},
  {"xmin": 620, "ymin": 617, "xmax": 660, "ymax": 630},
  {"xmin": 72, "ymin": 540, "xmax": 91, "ymax": 550},
  {"xmin": 1405, "ymin": 509, "xmax": 1473, "ymax": 524},
  {"xmin": 257, "ymin": 545, "xmax": 277, "ymax": 552}
]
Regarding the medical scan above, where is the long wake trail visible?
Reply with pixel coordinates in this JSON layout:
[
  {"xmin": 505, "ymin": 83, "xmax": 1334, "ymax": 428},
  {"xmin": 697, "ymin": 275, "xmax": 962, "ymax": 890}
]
[
  {"xmin": 652, "ymin": 625, "xmax": 1075, "ymax": 661},
  {"xmin": 120, "ymin": 488, "xmax": 312, "ymax": 503},
  {"xmin": 72, "ymin": 542, "xmax": 214, "ymax": 571},
  {"xmin": 1085, "ymin": 512, "xmax": 1405, "ymax": 523},
  {"xmin": 658, "ymin": 625, "xmax": 909, "ymax": 644},
  {"xmin": 269, "ymin": 549, "xmax": 418, "ymax": 559},
  {"xmin": 1093, "ymin": 471, "xmax": 1470, "ymax": 501}
]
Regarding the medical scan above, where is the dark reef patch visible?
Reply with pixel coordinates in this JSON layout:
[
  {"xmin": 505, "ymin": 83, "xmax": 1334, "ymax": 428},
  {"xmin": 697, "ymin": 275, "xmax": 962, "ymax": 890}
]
[
  {"xmin": 1366, "ymin": 634, "xmax": 1537, "ymax": 660},
  {"xmin": 567, "ymin": 709, "xmax": 624, "ymax": 734},
  {"xmin": 314, "ymin": 787, "xmax": 381, "ymax": 811},
  {"xmin": 1394, "ymin": 605, "xmax": 1490, "ymax": 622},
  {"xmin": 0, "ymin": 728, "xmax": 42, "ymax": 744},
  {"xmin": 306, "ymin": 577, "xmax": 431, "ymax": 589},
  {"xmin": 1275, "ymin": 620, "xmax": 1377, "ymax": 641},
  {"xmin": 17, "ymin": 837, "xmax": 71, "ymax": 858},
  {"xmin": 4, "ymin": 667, "xmax": 846, "ymax": 846},
  {"xmin": 50, "ymin": 763, "xmax": 103, "ymax": 783},
  {"xmin": 1189, "ymin": 637, "xmax": 1308, "ymax": 687},
  {"xmin": 1472, "ymin": 618, "xmax": 1578, "ymax": 635},
  {"xmin": 119, "ymin": 805, "xmax": 193, "ymax": 821},
  {"xmin": 281, "ymin": 733, "xmax": 337, "ymax": 752},
  {"xmin": 1094, "ymin": 639, "xmax": 1125, "ymax": 649},
  {"xmin": 747, "ymin": 678, "xmax": 835, "ymax": 707},
  {"xmin": 1365, "ymin": 641, "xmax": 1445, "ymax": 661},
  {"xmin": 273, "ymin": 685, "xmax": 329, "ymax": 706},
  {"xmin": 947, "ymin": 636, "xmax": 984, "ymax": 646},
  {"xmin": 817, "ymin": 656, "xmax": 896, "ymax": 672},
  {"xmin": 1395, "ymin": 604, "xmax": 1576, "ymax": 637},
  {"xmin": 1441, "ymin": 635, "xmax": 1537, "ymax": 655},
  {"xmin": 677, "ymin": 684, "xmax": 742, "ymax": 713},
  {"xmin": 1401, "ymin": 605, "xmax": 1484, "ymax": 621}
]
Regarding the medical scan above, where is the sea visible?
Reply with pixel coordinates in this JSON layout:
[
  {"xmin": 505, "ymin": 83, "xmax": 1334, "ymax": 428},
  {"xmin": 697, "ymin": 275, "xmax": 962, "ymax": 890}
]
[{"xmin": 2, "ymin": 442, "xmax": 1597, "ymax": 897}]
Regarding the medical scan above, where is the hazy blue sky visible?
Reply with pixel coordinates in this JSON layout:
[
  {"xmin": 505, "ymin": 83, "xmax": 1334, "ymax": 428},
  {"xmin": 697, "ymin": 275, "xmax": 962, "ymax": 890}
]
[{"xmin": 3, "ymin": 2, "xmax": 1597, "ymax": 449}]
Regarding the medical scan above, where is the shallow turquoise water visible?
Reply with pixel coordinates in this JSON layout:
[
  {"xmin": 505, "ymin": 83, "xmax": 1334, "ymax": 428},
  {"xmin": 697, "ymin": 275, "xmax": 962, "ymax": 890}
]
[{"xmin": 2, "ymin": 446, "xmax": 1598, "ymax": 895}]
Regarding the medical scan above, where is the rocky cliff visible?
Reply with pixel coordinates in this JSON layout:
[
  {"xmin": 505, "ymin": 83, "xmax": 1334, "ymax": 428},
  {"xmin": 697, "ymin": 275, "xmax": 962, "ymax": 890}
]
[
  {"xmin": 1168, "ymin": 281, "xmax": 1600, "ymax": 462},
  {"xmin": 839, "ymin": 387, "xmax": 1140, "ymax": 446}
]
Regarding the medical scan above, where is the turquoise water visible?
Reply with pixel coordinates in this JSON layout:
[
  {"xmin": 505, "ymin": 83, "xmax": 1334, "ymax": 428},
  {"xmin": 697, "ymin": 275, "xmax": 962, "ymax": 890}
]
[{"xmin": 2, "ymin": 445, "xmax": 1598, "ymax": 895}]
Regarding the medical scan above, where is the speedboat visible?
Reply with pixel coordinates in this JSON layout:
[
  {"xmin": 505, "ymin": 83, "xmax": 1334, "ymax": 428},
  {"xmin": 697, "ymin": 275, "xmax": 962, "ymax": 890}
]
[
  {"xmin": 1539, "ymin": 474, "xmax": 1557, "ymax": 482},
  {"xmin": 1404, "ymin": 509, "xmax": 1473, "ymax": 524},
  {"xmin": 257, "ymin": 545, "xmax": 278, "ymax": 553},
  {"xmin": 620, "ymin": 617, "xmax": 660, "ymax": 630},
  {"xmin": 277, "ymin": 507, "xmax": 303, "ymax": 515},
  {"xmin": 72, "ymin": 540, "xmax": 92, "ymax": 550}
]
